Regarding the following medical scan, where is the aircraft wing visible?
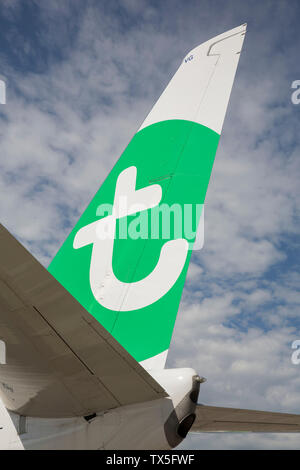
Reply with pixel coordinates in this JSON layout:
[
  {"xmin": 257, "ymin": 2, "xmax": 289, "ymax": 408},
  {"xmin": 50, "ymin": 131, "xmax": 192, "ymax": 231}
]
[
  {"xmin": 0, "ymin": 223, "xmax": 167, "ymax": 418},
  {"xmin": 191, "ymin": 405, "xmax": 300, "ymax": 432}
]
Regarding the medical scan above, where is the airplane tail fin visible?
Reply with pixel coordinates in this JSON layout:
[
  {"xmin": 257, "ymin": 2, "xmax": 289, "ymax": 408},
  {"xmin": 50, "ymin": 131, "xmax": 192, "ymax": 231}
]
[{"xmin": 48, "ymin": 25, "xmax": 247, "ymax": 369}]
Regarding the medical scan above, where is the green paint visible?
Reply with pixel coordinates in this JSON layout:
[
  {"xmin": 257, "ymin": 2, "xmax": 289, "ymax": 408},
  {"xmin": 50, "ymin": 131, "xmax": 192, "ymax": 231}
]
[{"xmin": 48, "ymin": 119, "xmax": 219, "ymax": 361}]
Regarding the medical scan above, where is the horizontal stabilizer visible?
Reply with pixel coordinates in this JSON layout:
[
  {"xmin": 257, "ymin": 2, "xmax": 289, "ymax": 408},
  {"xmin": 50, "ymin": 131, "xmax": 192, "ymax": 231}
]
[
  {"xmin": 192, "ymin": 405, "xmax": 300, "ymax": 432},
  {"xmin": 0, "ymin": 224, "xmax": 167, "ymax": 418}
]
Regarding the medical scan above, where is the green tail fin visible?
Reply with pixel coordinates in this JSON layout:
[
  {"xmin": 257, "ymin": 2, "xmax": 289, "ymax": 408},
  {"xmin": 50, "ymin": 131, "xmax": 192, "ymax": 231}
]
[{"xmin": 48, "ymin": 25, "xmax": 246, "ymax": 368}]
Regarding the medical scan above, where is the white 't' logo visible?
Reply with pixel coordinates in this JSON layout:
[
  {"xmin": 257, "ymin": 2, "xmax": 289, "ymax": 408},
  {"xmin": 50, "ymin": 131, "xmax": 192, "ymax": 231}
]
[{"xmin": 73, "ymin": 166, "xmax": 188, "ymax": 311}]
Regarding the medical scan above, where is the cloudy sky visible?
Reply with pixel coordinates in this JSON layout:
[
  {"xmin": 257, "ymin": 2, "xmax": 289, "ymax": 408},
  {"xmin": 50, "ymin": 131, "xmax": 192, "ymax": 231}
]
[{"xmin": 0, "ymin": 0, "xmax": 299, "ymax": 450}]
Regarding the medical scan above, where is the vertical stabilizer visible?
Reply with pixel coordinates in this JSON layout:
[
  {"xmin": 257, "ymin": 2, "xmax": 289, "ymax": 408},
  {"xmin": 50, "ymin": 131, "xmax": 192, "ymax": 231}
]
[{"xmin": 48, "ymin": 25, "xmax": 247, "ymax": 369}]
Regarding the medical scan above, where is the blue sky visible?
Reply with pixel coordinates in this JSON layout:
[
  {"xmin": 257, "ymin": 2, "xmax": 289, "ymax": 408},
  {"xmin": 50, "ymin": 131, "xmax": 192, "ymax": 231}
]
[{"xmin": 0, "ymin": 0, "xmax": 300, "ymax": 450}]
